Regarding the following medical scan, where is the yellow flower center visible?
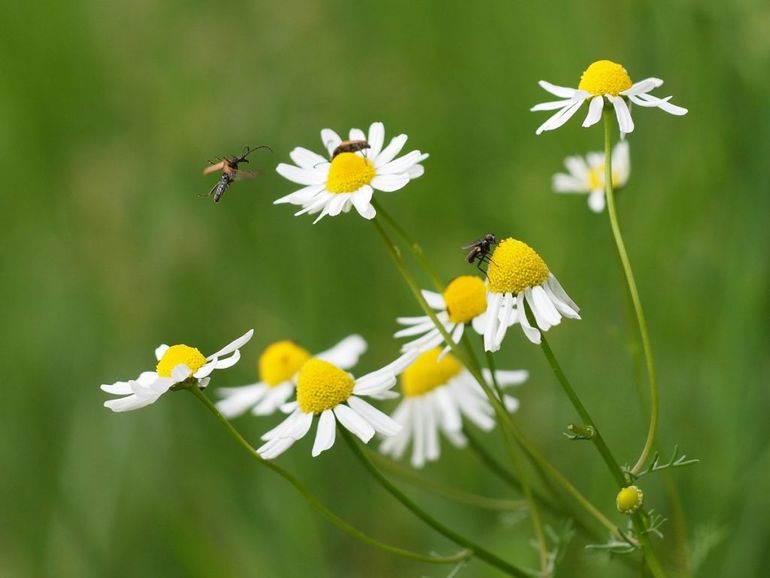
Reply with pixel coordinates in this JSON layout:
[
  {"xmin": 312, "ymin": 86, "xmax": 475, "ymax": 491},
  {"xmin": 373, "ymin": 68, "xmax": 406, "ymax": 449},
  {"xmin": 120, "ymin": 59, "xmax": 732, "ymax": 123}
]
[
  {"xmin": 487, "ymin": 238, "xmax": 550, "ymax": 295},
  {"xmin": 587, "ymin": 165, "xmax": 620, "ymax": 190},
  {"xmin": 296, "ymin": 358, "xmax": 355, "ymax": 414},
  {"xmin": 401, "ymin": 348, "xmax": 463, "ymax": 397},
  {"xmin": 259, "ymin": 341, "xmax": 311, "ymax": 387},
  {"xmin": 443, "ymin": 276, "xmax": 487, "ymax": 324},
  {"xmin": 326, "ymin": 152, "xmax": 375, "ymax": 193},
  {"xmin": 616, "ymin": 485, "xmax": 644, "ymax": 515},
  {"xmin": 578, "ymin": 60, "xmax": 633, "ymax": 96},
  {"xmin": 156, "ymin": 345, "xmax": 207, "ymax": 378}
]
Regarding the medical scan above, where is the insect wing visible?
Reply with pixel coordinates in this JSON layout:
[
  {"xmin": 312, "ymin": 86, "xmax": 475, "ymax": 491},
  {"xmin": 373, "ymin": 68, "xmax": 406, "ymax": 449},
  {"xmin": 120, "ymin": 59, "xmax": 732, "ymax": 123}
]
[{"xmin": 232, "ymin": 169, "xmax": 259, "ymax": 182}]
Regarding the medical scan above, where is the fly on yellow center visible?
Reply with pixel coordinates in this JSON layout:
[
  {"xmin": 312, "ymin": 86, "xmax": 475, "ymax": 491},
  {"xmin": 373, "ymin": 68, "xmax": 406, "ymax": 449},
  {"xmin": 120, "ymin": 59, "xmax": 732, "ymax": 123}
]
[
  {"xmin": 443, "ymin": 276, "xmax": 487, "ymax": 324},
  {"xmin": 156, "ymin": 345, "xmax": 207, "ymax": 378},
  {"xmin": 401, "ymin": 348, "xmax": 463, "ymax": 398},
  {"xmin": 259, "ymin": 341, "xmax": 311, "ymax": 387},
  {"xmin": 296, "ymin": 358, "xmax": 355, "ymax": 414},
  {"xmin": 578, "ymin": 60, "xmax": 633, "ymax": 96},
  {"xmin": 326, "ymin": 152, "xmax": 375, "ymax": 194},
  {"xmin": 487, "ymin": 238, "xmax": 550, "ymax": 295}
]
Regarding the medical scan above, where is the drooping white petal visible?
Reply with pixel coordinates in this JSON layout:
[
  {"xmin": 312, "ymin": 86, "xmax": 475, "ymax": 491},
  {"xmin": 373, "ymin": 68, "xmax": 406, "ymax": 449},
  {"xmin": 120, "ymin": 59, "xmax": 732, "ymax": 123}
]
[
  {"xmin": 545, "ymin": 275, "xmax": 580, "ymax": 318},
  {"xmin": 582, "ymin": 96, "xmax": 605, "ymax": 127},
  {"xmin": 334, "ymin": 404, "xmax": 375, "ymax": 443},
  {"xmin": 535, "ymin": 98, "xmax": 586, "ymax": 135},
  {"xmin": 211, "ymin": 349, "xmax": 241, "ymax": 370},
  {"xmin": 312, "ymin": 410, "xmax": 337, "ymax": 456},
  {"xmin": 483, "ymin": 292, "xmax": 503, "ymax": 352},
  {"xmin": 516, "ymin": 293, "xmax": 542, "ymax": 344},
  {"xmin": 350, "ymin": 185, "xmax": 376, "ymax": 219},
  {"xmin": 609, "ymin": 96, "xmax": 635, "ymax": 134},
  {"xmin": 531, "ymin": 99, "xmax": 576, "ymax": 111},
  {"xmin": 253, "ymin": 382, "xmax": 296, "ymax": 416},
  {"xmin": 621, "ymin": 77, "xmax": 663, "ymax": 96},
  {"xmin": 347, "ymin": 396, "xmax": 401, "ymax": 436},
  {"xmin": 588, "ymin": 189, "xmax": 606, "ymax": 212}
]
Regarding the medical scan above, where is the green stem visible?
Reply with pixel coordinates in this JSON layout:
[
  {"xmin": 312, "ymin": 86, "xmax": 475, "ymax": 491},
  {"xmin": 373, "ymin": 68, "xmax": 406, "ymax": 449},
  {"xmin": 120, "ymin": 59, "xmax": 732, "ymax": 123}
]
[
  {"xmin": 188, "ymin": 387, "xmax": 470, "ymax": 565},
  {"xmin": 371, "ymin": 217, "xmax": 621, "ymax": 539},
  {"xmin": 539, "ymin": 333, "xmax": 626, "ymax": 487},
  {"xmin": 373, "ymin": 200, "xmax": 445, "ymax": 293},
  {"xmin": 341, "ymin": 428, "xmax": 529, "ymax": 577},
  {"xmin": 486, "ymin": 349, "xmax": 550, "ymax": 577},
  {"xmin": 602, "ymin": 112, "xmax": 660, "ymax": 476}
]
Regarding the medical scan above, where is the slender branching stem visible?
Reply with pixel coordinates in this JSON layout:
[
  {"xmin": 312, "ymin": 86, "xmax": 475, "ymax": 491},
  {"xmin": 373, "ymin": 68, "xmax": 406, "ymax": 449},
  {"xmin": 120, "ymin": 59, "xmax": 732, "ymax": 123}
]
[
  {"xmin": 602, "ymin": 112, "xmax": 660, "ymax": 476},
  {"xmin": 188, "ymin": 387, "xmax": 471, "ymax": 565}
]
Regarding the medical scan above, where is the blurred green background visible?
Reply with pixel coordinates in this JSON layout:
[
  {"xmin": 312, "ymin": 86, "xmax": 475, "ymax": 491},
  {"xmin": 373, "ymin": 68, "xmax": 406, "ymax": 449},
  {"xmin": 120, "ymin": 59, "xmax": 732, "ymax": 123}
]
[{"xmin": 1, "ymin": 0, "xmax": 769, "ymax": 576}]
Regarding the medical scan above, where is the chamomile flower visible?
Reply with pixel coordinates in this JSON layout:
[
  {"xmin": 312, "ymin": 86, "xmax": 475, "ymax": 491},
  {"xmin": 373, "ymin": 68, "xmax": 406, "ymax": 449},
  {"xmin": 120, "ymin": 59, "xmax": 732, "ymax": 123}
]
[
  {"xmin": 483, "ymin": 239, "xmax": 580, "ymax": 350},
  {"xmin": 275, "ymin": 121, "xmax": 428, "ymax": 223},
  {"xmin": 258, "ymin": 349, "xmax": 419, "ymax": 459},
  {"xmin": 380, "ymin": 348, "xmax": 527, "ymax": 468},
  {"xmin": 553, "ymin": 140, "xmax": 630, "ymax": 212},
  {"xmin": 395, "ymin": 276, "xmax": 515, "ymax": 357},
  {"xmin": 532, "ymin": 59, "xmax": 688, "ymax": 135},
  {"xmin": 215, "ymin": 335, "xmax": 367, "ymax": 418},
  {"xmin": 101, "ymin": 329, "xmax": 254, "ymax": 412}
]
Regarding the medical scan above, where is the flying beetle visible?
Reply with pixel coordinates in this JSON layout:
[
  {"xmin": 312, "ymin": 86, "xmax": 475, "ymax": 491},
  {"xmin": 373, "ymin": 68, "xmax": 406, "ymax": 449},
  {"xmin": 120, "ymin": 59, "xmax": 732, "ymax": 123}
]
[{"xmin": 203, "ymin": 145, "xmax": 271, "ymax": 202}]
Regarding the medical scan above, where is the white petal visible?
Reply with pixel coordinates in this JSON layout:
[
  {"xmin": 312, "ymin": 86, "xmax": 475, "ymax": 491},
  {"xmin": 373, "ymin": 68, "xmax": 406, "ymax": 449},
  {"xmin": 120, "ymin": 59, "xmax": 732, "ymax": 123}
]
[
  {"xmin": 334, "ymin": 404, "xmax": 375, "ymax": 443},
  {"xmin": 517, "ymin": 293, "xmax": 542, "ymax": 344},
  {"xmin": 367, "ymin": 122, "xmax": 385, "ymax": 158},
  {"xmin": 312, "ymin": 410, "xmax": 337, "ymax": 456},
  {"xmin": 350, "ymin": 185, "xmax": 376, "ymax": 219},
  {"xmin": 347, "ymin": 396, "xmax": 401, "ymax": 436},
  {"xmin": 493, "ymin": 369, "xmax": 529, "ymax": 387},
  {"xmin": 315, "ymin": 334, "xmax": 367, "ymax": 369},
  {"xmin": 289, "ymin": 147, "xmax": 327, "ymax": 169},
  {"xmin": 531, "ymin": 98, "xmax": 575, "ymax": 111},
  {"xmin": 155, "ymin": 344, "xmax": 169, "ymax": 361},
  {"xmin": 433, "ymin": 387, "xmax": 462, "ymax": 432},
  {"xmin": 588, "ymin": 189, "xmax": 606, "ymax": 212},
  {"xmin": 276, "ymin": 163, "xmax": 326, "ymax": 186},
  {"xmin": 494, "ymin": 293, "xmax": 516, "ymax": 347},
  {"xmin": 321, "ymin": 128, "xmax": 342, "ymax": 156},
  {"xmin": 258, "ymin": 436, "xmax": 295, "ymax": 460},
  {"xmin": 371, "ymin": 173, "xmax": 410, "ymax": 192},
  {"xmin": 535, "ymin": 99, "xmax": 586, "ymax": 135},
  {"xmin": 545, "ymin": 275, "xmax": 581, "ymax": 318},
  {"xmin": 349, "ymin": 127, "xmax": 366, "ymax": 141},
  {"xmin": 207, "ymin": 329, "xmax": 254, "ymax": 360},
  {"xmin": 215, "ymin": 383, "xmax": 268, "ymax": 418},
  {"xmin": 421, "ymin": 290, "xmax": 446, "ymax": 310},
  {"xmin": 104, "ymin": 393, "xmax": 160, "ymax": 412},
  {"xmin": 211, "ymin": 349, "xmax": 241, "ymax": 370},
  {"xmin": 582, "ymin": 96, "xmax": 605, "ymax": 127},
  {"xmin": 411, "ymin": 399, "xmax": 426, "ymax": 468},
  {"xmin": 529, "ymin": 285, "xmax": 562, "ymax": 329},
  {"xmin": 376, "ymin": 150, "xmax": 427, "ymax": 175},
  {"xmin": 483, "ymin": 292, "xmax": 503, "ymax": 352},
  {"xmin": 424, "ymin": 399, "xmax": 440, "ymax": 461},
  {"xmin": 621, "ymin": 77, "xmax": 663, "ymax": 96},
  {"xmin": 538, "ymin": 80, "xmax": 578, "ymax": 98},
  {"xmin": 101, "ymin": 380, "xmax": 134, "ymax": 395},
  {"xmin": 171, "ymin": 363, "xmax": 193, "ymax": 383},
  {"xmin": 609, "ymin": 96, "xmax": 635, "ymax": 134},
  {"xmin": 274, "ymin": 184, "xmax": 325, "ymax": 206},
  {"xmin": 252, "ymin": 382, "xmax": 295, "ymax": 416},
  {"xmin": 395, "ymin": 320, "xmax": 435, "ymax": 338},
  {"xmin": 374, "ymin": 134, "xmax": 407, "ymax": 166}
]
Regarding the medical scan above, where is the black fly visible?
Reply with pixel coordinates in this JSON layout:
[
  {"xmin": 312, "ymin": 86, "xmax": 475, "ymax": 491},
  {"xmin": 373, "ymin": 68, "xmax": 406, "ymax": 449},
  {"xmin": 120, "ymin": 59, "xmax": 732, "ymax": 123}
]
[
  {"xmin": 203, "ymin": 145, "xmax": 271, "ymax": 203},
  {"xmin": 462, "ymin": 234, "xmax": 498, "ymax": 272}
]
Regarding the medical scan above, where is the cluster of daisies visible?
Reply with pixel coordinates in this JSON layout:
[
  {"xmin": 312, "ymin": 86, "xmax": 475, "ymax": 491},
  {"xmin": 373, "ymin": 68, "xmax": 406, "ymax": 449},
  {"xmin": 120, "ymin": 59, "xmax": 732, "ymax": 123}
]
[{"xmin": 101, "ymin": 60, "xmax": 686, "ymax": 466}]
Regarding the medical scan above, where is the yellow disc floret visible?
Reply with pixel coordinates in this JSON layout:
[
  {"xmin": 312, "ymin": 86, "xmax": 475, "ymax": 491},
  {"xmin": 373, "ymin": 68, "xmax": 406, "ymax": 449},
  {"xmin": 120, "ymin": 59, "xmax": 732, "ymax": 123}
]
[
  {"xmin": 578, "ymin": 60, "xmax": 633, "ymax": 96},
  {"xmin": 296, "ymin": 358, "xmax": 355, "ymax": 414},
  {"xmin": 156, "ymin": 345, "xmax": 207, "ymax": 378},
  {"xmin": 587, "ymin": 165, "xmax": 621, "ymax": 191},
  {"xmin": 616, "ymin": 485, "xmax": 644, "ymax": 515},
  {"xmin": 487, "ymin": 238, "xmax": 550, "ymax": 295},
  {"xmin": 259, "ymin": 341, "xmax": 311, "ymax": 387},
  {"xmin": 401, "ymin": 348, "xmax": 463, "ymax": 397},
  {"xmin": 443, "ymin": 276, "xmax": 487, "ymax": 324},
  {"xmin": 326, "ymin": 152, "xmax": 375, "ymax": 193}
]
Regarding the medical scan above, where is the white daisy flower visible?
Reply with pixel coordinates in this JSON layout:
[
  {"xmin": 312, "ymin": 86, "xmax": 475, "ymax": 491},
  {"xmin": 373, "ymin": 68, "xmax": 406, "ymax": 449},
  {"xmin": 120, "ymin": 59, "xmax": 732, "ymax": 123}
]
[
  {"xmin": 274, "ymin": 121, "xmax": 428, "ymax": 223},
  {"xmin": 483, "ymin": 239, "xmax": 580, "ymax": 351},
  {"xmin": 258, "ymin": 349, "xmax": 420, "ymax": 459},
  {"xmin": 553, "ymin": 140, "xmax": 630, "ymax": 212},
  {"xmin": 532, "ymin": 60, "xmax": 688, "ymax": 135},
  {"xmin": 215, "ymin": 335, "xmax": 367, "ymax": 418},
  {"xmin": 380, "ymin": 348, "xmax": 527, "ymax": 468},
  {"xmin": 395, "ymin": 275, "xmax": 515, "ymax": 358},
  {"xmin": 101, "ymin": 329, "xmax": 254, "ymax": 412}
]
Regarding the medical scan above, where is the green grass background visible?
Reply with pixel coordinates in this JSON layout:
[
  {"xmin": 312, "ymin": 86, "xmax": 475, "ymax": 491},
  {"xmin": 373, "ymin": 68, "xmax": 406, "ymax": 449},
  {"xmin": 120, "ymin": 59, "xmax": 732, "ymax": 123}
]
[{"xmin": 1, "ymin": 0, "xmax": 769, "ymax": 576}]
